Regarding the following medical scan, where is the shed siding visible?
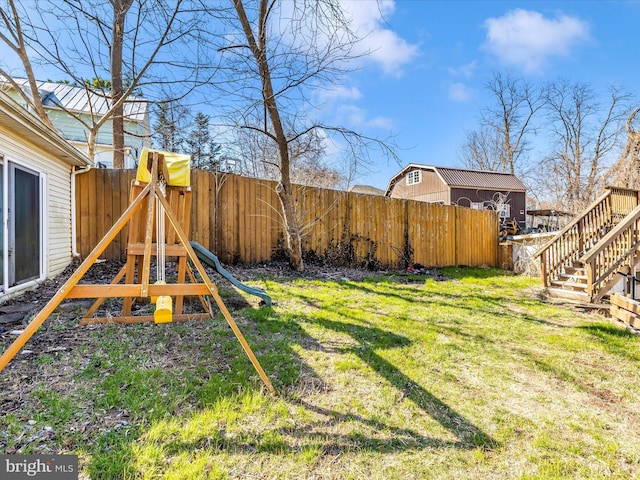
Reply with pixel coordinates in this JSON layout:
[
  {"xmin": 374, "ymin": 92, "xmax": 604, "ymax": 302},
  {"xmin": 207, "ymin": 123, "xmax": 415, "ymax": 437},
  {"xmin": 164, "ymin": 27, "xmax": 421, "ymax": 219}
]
[
  {"xmin": 0, "ymin": 125, "xmax": 73, "ymax": 278},
  {"xmin": 450, "ymin": 188, "xmax": 526, "ymax": 224},
  {"xmin": 389, "ymin": 170, "xmax": 449, "ymax": 203}
]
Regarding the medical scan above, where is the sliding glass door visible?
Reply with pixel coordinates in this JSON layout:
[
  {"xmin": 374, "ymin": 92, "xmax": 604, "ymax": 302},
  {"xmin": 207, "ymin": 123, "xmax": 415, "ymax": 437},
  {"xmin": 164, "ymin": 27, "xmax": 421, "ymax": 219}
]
[
  {"xmin": 0, "ymin": 159, "xmax": 42, "ymax": 292},
  {"xmin": 9, "ymin": 163, "xmax": 40, "ymax": 286}
]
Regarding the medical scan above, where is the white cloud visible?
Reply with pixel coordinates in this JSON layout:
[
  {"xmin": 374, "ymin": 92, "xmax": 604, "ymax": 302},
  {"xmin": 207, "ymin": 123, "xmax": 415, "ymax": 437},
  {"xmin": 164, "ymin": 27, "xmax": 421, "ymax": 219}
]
[
  {"xmin": 315, "ymin": 85, "xmax": 362, "ymax": 103},
  {"xmin": 448, "ymin": 61, "xmax": 478, "ymax": 78},
  {"xmin": 483, "ymin": 9, "xmax": 590, "ymax": 73},
  {"xmin": 343, "ymin": 0, "xmax": 419, "ymax": 75},
  {"xmin": 449, "ymin": 83, "xmax": 474, "ymax": 102},
  {"xmin": 337, "ymin": 105, "xmax": 395, "ymax": 130}
]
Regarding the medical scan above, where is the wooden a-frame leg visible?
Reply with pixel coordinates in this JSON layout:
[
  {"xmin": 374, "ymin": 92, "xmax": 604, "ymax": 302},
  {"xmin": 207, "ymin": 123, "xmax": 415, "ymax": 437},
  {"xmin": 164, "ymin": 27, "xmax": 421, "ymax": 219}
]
[
  {"xmin": 175, "ymin": 255, "xmax": 187, "ymax": 314},
  {"xmin": 157, "ymin": 192, "xmax": 276, "ymax": 395},
  {"xmin": 122, "ymin": 254, "xmax": 137, "ymax": 316},
  {"xmin": 84, "ymin": 264, "xmax": 127, "ymax": 319},
  {"xmin": 0, "ymin": 183, "xmax": 151, "ymax": 372}
]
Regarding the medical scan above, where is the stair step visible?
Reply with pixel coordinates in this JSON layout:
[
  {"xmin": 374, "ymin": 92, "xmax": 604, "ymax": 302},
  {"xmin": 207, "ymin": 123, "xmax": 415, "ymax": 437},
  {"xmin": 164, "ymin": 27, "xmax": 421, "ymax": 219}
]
[
  {"xmin": 546, "ymin": 287, "xmax": 591, "ymax": 303},
  {"xmin": 557, "ymin": 274, "xmax": 588, "ymax": 284},
  {"xmin": 550, "ymin": 280, "xmax": 589, "ymax": 292},
  {"xmin": 564, "ymin": 266, "xmax": 586, "ymax": 275}
]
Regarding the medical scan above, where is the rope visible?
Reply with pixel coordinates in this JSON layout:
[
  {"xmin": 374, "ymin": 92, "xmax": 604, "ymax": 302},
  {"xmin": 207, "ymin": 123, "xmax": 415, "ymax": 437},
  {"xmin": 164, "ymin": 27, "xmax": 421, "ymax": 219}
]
[{"xmin": 156, "ymin": 178, "xmax": 167, "ymax": 283}]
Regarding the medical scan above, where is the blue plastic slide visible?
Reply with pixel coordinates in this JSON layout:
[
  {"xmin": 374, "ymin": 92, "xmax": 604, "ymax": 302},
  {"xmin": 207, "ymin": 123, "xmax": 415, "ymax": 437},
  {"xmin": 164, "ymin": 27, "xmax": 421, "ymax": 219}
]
[{"xmin": 190, "ymin": 242, "xmax": 272, "ymax": 307}]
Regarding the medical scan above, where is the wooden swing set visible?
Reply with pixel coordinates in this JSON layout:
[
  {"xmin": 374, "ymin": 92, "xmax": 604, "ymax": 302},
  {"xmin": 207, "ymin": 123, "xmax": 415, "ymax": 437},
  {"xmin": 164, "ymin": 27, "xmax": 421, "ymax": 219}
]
[{"xmin": 0, "ymin": 150, "xmax": 275, "ymax": 394}]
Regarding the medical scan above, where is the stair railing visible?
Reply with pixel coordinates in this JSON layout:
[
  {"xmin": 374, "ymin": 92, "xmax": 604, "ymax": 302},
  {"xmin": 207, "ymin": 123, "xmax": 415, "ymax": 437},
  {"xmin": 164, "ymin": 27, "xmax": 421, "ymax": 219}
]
[
  {"xmin": 535, "ymin": 187, "xmax": 640, "ymax": 288},
  {"xmin": 581, "ymin": 202, "xmax": 640, "ymax": 301}
]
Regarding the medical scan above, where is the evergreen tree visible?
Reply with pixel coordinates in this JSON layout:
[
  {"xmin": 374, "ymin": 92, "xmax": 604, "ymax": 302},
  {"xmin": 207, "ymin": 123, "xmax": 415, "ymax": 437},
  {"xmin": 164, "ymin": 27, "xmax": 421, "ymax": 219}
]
[
  {"xmin": 152, "ymin": 101, "xmax": 186, "ymax": 152},
  {"xmin": 186, "ymin": 112, "xmax": 221, "ymax": 170}
]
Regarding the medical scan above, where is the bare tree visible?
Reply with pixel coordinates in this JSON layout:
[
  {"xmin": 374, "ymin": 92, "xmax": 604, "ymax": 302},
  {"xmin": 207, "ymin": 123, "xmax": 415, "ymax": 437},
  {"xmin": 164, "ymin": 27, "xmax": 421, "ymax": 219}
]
[
  {"xmin": 0, "ymin": 0, "xmax": 54, "ymax": 128},
  {"xmin": 461, "ymin": 72, "xmax": 543, "ymax": 176},
  {"xmin": 460, "ymin": 126, "xmax": 505, "ymax": 172},
  {"xmin": 110, "ymin": 0, "xmax": 135, "ymax": 168},
  {"xmin": 606, "ymin": 107, "xmax": 640, "ymax": 189},
  {"xmin": 228, "ymin": 126, "xmax": 343, "ymax": 188},
  {"xmin": 0, "ymin": 0, "xmax": 215, "ymax": 164},
  {"xmin": 542, "ymin": 80, "xmax": 632, "ymax": 211},
  {"xmin": 213, "ymin": 0, "xmax": 396, "ymax": 271}
]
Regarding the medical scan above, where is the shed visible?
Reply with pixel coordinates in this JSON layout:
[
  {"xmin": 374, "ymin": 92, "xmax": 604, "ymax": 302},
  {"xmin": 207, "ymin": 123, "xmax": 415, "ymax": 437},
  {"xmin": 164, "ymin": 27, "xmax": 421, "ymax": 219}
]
[
  {"xmin": 386, "ymin": 164, "xmax": 527, "ymax": 225},
  {"xmin": 0, "ymin": 90, "xmax": 91, "ymax": 299}
]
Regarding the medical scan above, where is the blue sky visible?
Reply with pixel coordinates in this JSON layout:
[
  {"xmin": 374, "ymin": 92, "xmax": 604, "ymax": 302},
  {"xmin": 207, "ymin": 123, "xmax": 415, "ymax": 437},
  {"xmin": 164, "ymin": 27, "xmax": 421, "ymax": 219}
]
[
  {"xmin": 4, "ymin": 1, "xmax": 639, "ymax": 191},
  {"xmin": 333, "ymin": 1, "xmax": 640, "ymax": 190}
]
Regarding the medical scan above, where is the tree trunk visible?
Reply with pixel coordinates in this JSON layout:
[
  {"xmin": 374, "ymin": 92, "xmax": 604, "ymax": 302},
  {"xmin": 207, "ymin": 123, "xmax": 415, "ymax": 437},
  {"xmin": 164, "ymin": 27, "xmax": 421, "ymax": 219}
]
[
  {"xmin": 87, "ymin": 129, "xmax": 97, "ymax": 161},
  {"xmin": 110, "ymin": 0, "xmax": 132, "ymax": 169},
  {"xmin": 233, "ymin": 0, "xmax": 304, "ymax": 271},
  {"xmin": 276, "ymin": 182, "xmax": 304, "ymax": 271}
]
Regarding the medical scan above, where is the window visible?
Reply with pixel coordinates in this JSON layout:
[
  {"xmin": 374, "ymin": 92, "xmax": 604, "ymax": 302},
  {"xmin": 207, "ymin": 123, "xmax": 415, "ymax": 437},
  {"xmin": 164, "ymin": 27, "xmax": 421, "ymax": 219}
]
[
  {"xmin": 406, "ymin": 170, "xmax": 422, "ymax": 185},
  {"xmin": 498, "ymin": 204, "xmax": 511, "ymax": 218}
]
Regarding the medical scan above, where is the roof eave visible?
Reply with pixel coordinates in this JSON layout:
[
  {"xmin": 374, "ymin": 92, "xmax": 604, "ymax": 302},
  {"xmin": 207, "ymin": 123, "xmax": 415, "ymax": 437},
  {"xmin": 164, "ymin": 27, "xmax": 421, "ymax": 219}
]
[
  {"xmin": 447, "ymin": 184, "xmax": 527, "ymax": 192},
  {"xmin": 385, "ymin": 163, "xmax": 435, "ymax": 196},
  {"xmin": 0, "ymin": 91, "xmax": 92, "ymax": 167}
]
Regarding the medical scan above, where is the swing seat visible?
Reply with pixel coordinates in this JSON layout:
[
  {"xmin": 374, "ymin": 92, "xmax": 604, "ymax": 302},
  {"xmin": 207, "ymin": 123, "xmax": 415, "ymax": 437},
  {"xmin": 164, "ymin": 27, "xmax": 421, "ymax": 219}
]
[
  {"xmin": 150, "ymin": 280, "xmax": 166, "ymax": 303},
  {"xmin": 154, "ymin": 295, "xmax": 173, "ymax": 324}
]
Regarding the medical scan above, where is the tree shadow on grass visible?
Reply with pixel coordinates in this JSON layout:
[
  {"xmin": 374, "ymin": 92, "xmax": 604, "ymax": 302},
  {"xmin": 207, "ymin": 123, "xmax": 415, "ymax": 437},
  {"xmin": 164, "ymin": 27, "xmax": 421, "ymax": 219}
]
[
  {"xmin": 576, "ymin": 323, "xmax": 640, "ymax": 362},
  {"xmin": 306, "ymin": 316, "xmax": 498, "ymax": 450},
  {"xmin": 334, "ymin": 279, "xmax": 574, "ymax": 330},
  {"xmin": 578, "ymin": 323, "xmax": 638, "ymax": 339},
  {"xmin": 98, "ymin": 298, "xmax": 500, "ymax": 475},
  {"xmin": 0, "ymin": 268, "xmax": 504, "ymax": 476}
]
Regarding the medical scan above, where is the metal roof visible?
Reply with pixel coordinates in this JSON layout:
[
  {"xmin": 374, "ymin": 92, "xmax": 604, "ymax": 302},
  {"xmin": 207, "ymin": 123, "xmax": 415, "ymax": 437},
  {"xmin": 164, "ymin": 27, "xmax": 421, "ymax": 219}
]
[
  {"xmin": 349, "ymin": 185, "xmax": 385, "ymax": 196},
  {"xmin": 0, "ymin": 90, "xmax": 91, "ymax": 167},
  {"xmin": 12, "ymin": 78, "xmax": 148, "ymax": 122},
  {"xmin": 434, "ymin": 166, "xmax": 526, "ymax": 191},
  {"xmin": 386, "ymin": 164, "xmax": 526, "ymax": 195}
]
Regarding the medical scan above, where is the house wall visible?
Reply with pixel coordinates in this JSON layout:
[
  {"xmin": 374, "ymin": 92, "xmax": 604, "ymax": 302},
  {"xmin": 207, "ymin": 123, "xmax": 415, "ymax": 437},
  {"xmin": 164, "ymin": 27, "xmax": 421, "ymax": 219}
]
[
  {"xmin": 4, "ymin": 90, "xmax": 149, "ymax": 168},
  {"xmin": 451, "ymin": 188, "xmax": 526, "ymax": 224},
  {"xmin": 389, "ymin": 169, "xmax": 450, "ymax": 203},
  {"xmin": 0, "ymin": 124, "xmax": 73, "ymax": 279},
  {"xmin": 48, "ymin": 110, "xmax": 147, "ymax": 167}
]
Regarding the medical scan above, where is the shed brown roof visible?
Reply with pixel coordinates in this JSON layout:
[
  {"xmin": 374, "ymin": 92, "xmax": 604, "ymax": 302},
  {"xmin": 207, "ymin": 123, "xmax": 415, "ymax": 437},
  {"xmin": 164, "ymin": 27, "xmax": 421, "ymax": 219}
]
[
  {"xmin": 434, "ymin": 166, "xmax": 526, "ymax": 191},
  {"xmin": 386, "ymin": 164, "xmax": 526, "ymax": 195}
]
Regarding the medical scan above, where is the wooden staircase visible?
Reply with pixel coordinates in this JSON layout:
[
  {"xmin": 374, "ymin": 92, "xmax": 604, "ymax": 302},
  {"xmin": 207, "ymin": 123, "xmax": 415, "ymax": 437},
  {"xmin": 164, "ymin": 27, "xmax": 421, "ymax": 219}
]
[
  {"xmin": 536, "ymin": 187, "xmax": 640, "ymax": 303},
  {"xmin": 548, "ymin": 264, "xmax": 590, "ymax": 302}
]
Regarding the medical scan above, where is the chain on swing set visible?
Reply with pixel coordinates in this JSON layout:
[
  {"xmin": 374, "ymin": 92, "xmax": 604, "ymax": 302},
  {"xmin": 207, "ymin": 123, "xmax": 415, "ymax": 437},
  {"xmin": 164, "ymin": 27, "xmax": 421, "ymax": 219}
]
[{"xmin": 0, "ymin": 149, "xmax": 276, "ymax": 394}]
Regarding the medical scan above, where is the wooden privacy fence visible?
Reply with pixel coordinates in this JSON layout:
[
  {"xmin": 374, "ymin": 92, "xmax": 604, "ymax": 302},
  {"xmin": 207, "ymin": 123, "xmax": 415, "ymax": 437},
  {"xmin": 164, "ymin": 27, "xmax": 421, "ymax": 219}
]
[{"xmin": 76, "ymin": 169, "xmax": 500, "ymax": 269}]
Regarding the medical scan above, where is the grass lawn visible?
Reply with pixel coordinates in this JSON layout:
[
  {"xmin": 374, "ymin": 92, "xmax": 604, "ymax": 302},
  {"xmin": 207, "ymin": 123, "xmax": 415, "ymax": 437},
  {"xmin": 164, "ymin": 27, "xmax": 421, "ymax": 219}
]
[{"xmin": 2, "ymin": 266, "xmax": 640, "ymax": 479}]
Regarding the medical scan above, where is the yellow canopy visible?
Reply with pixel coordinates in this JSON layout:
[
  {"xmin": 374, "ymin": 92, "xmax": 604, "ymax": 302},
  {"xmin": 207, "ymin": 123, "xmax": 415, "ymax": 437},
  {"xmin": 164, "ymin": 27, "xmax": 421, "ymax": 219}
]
[{"xmin": 136, "ymin": 147, "xmax": 191, "ymax": 187}]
